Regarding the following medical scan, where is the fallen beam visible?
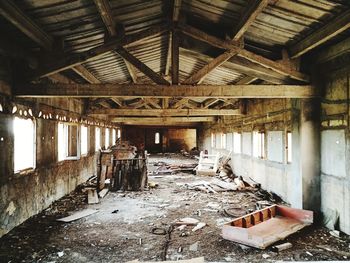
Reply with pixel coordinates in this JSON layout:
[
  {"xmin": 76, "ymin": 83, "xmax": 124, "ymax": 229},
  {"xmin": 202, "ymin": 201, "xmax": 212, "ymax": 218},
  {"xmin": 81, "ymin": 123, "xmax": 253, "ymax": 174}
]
[
  {"xmin": 15, "ymin": 84, "xmax": 317, "ymax": 99},
  {"xmin": 88, "ymin": 108, "xmax": 242, "ymax": 116}
]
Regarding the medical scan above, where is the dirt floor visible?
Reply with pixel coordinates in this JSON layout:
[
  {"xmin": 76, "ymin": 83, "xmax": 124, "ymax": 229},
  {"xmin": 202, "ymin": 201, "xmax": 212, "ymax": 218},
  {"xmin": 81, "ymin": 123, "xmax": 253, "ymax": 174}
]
[{"xmin": 0, "ymin": 154, "xmax": 349, "ymax": 263}]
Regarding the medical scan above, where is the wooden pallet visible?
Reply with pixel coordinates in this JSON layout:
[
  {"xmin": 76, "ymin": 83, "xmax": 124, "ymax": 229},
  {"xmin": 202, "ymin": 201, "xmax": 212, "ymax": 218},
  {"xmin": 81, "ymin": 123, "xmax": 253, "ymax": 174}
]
[{"xmin": 222, "ymin": 205, "xmax": 313, "ymax": 249}]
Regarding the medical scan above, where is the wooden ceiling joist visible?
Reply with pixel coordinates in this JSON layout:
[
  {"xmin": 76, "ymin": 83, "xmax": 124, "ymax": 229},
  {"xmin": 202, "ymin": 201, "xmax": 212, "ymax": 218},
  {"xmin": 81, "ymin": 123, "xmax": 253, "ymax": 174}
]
[
  {"xmin": 111, "ymin": 116, "xmax": 215, "ymax": 123},
  {"xmin": 0, "ymin": 0, "xmax": 101, "ymax": 84},
  {"xmin": 117, "ymin": 47, "xmax": 170, "ymax": 85},
  {"xmin": 289, "ymin": 9, "xmax": 350, "ymax": 58},
  {"xmin": 179, "ymin": 24, "xmax": 309, "ymax": 82},
  {"xmin": 183, "ymin": 48, "xmax": 238, "ymax": 84},
  {"xmin": 231, "ymin": 0, "xmax": 270, "ymax": 41},
  {"xmin": 33, "ymin": 24, "xmax": 169, "ymax": 78},
  {"xmin": 15, "ymin": 83, "xmax": 317, "ymax": 99},
  {"xmin": 93, "ymin": 0, "xmax": 138, "ymax": 83},
  {"xmin": 90, "ymin": 108, "xmax": 241, "ymax": 116}
]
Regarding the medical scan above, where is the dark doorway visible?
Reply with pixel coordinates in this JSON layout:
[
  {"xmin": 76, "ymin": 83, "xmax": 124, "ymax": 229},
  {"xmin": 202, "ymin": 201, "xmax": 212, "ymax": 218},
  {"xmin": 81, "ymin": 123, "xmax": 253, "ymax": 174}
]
[{"xmin": 145, "ymin": 129, "xmax": 163, "ymax": 153}]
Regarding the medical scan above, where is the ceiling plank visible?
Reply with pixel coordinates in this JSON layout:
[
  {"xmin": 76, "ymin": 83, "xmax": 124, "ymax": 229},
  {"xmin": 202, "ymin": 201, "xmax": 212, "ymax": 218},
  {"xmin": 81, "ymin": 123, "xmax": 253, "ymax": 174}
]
[
  {"xmin": 32, "ymin": 24, "xmax": 169, "ymax": 78},
  {"xmin": 72, "ymin": 65, "xmax": 100, "ymax": 84},
  {"xmin": 116, "ymin": 47, "xmax": 170, "ymax": 85},
  {"xmin": 182, "ymin": 48, "xmax": 238, "ymax": 84},
  {"xmin": 179, "ymin": 24, "xmax": 309, "ymax": 82},
  {"xmin": 236, "ymin": 76, "xmax": 258, "ymax": 84},
  {"xmin": 289, "ymin": 10, "xmax": 350, "ymax": 58},
  {"xmin": 90, "ymin": 108, "xmax": 241, "ymax": 116},
  {"xmin": 15, "ymin": 83, "xmax": 317, "ymax": 99},
  {"xmin": 111, "ymin": 116, "xmax": 215, "ymax": 123},
  {"xmin": 93, "ymin": 0, "xmax": 138, "ymax": 83},
  {"xmin": 0, "ymin": 0, "xmax": 52, "ymax": 50},
  {"xmin": 232, "ymin": 0, "xmax": 269, "ymax": 40},
  {"xmin": 0, "ymin": 0, "xmax": 101, "ymax": 84}
]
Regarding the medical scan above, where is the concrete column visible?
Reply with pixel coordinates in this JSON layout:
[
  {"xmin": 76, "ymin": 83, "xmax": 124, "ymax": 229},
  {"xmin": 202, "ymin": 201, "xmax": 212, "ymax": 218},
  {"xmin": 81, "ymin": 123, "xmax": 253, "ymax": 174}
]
[
  {"xmin": 0, "ymin": 114, "xmax": 14, "ymax": 184},
  {"xmin": 300, "ymin": 99, "xmax": 321, "ymax": 211}
]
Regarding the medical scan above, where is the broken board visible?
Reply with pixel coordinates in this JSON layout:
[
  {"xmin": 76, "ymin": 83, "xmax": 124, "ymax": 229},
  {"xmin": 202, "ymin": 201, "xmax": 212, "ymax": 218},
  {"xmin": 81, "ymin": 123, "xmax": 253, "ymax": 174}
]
[
  {"xmin": 57, "ymin": 209, "xmax": 98, "ymax": 222},
  {"xmin": 222, "ymin": 205, "xmax": 313, "ymax": 249},
  {"xmin": 88, "ymin": 189, "xmax": 99, "ymax": 204}
]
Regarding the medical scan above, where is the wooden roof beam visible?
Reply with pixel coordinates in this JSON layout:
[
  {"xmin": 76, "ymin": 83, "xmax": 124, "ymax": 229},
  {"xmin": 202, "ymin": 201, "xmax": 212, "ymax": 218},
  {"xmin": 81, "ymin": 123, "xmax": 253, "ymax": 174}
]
[
  {"xmin": 93, "ymin": 0, "xmax": 138, "ymax": 83},
  {"xmin": 116, "ymin": 47, "xmax": 170, "ymax": 85},
  {"xmin": 90, "ymin": 108, "xmax": 242, "ymax": 116},
  {"xmin": 179, "ymin": 24, "xmax": 309, "ymax": 82},
  {"xmin": 15, "ymin": 83, "xmax": 317, "ymax": 99},
  {"xmin": 111, "ymin": 117, "xmax": 215, "ymax": 123},
  {"xmin": 0, "ymin": 0, "xmax": 101, "ymax": 84},
  {"xmin": 182, "ymin": 48, "xmax": 238, "ymax": 84},
  {"xmin": 232, "ymin": 0, "xmax": 270, "ymax": 40},
  {"xmin": 32, "ymin": 24, "xmax": 169, "ymax": 79},
  {"xmin": 289, "ymin": 10, "xmax": 350, "ymax": 58}
]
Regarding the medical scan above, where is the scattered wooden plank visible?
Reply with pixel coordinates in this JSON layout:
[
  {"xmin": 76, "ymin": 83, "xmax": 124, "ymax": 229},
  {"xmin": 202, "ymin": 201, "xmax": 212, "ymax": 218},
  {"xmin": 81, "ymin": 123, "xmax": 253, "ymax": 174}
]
[
  {"xmin": 126, "ymin": 257, "xmax": 204, "ymax": 263},
  {"xmin": 98, "ymin": 188, "xmax": 109, "ymax": 199},
  {"xmin": 88, "ymin": 189, "xmax": 99, "ymax": 204},
  {"xmin": 57, "ymin": 209, "xmax": 98, "ymax": 222}
]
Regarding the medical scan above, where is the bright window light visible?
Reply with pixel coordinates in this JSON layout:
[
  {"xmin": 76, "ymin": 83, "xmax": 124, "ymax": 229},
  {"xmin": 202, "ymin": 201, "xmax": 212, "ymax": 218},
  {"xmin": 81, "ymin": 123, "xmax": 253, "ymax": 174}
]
[
  {"xmin": 112, "ymin": 129, "xmax": 116, "ymax": 145},
  {"xmin": 81, "ymin": 126, "xmax": 88, "ymax": 155},
  {"xmin": 221, "ymin": 133, "xmax": 227, "ymax": 149},
  {"xmin": 155, "ymin": 132, "xmax": 160, "ymax": 144},
  {"xmin": 287, "ymin": 132, "xmax": 292, "ymax": 163},
  {"xmin": 253, "ymin": 131, "xmax": 265, "ymax": 158},
  {"xmin": 105, "ymin": 128, "xmax": 110, "ymax": 148},
  {"xmin": 58, "ymin": 123, "xmax": 80, "ymax": 161},
  {"xmin": 95, "ymin": 127, "xmax": 101, "ymax": 151},
  {"xmin": 117, "ymin": 129, "xmax": 121, "ymax": 139},
  {"xmin": 233, "ymin": 132, "xmax": 241, "ymax": 154},
  {"xmin": 14, "ymin": 117, "xmax": 35, "ymax": 172},
  {"xmin": 211, "ymin": 133, "xmax": 215, "ymax": 148}
]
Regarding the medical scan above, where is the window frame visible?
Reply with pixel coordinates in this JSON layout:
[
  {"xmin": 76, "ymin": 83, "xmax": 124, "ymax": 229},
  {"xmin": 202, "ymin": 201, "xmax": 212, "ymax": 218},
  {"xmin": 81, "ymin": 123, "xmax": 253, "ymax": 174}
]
[
  {"xmin": 105, "ymin": 128, "xmax": 110, "ymax": 149},
  {"xmin": 287, "ymin": 131, "xmax": 292, "ymax": 163},
  {"xmin": 95, "ymin": 127, "xmax": 101, "ymax": 152},
  {"xmin": 13, "ymin": 116, "xmax": 36, "ymax": 173},
  {"xmin": 58, "ymin": 122, "xmax": 81, "ymax": 161},
  {"xmin": 80, "ymin": 125, "xmax": 88, "ymax": 156},
  {"xmin": 253, "ymin": 131, "xmax": 265, "ymax": 159}
]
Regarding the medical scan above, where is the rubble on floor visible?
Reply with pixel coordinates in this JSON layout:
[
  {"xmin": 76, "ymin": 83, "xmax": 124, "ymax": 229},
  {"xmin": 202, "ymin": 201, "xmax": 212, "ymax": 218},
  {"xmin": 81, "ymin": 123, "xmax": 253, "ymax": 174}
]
[{"xmin": 0, "ymin": 154, "xmax": 349, "ymax": 262}]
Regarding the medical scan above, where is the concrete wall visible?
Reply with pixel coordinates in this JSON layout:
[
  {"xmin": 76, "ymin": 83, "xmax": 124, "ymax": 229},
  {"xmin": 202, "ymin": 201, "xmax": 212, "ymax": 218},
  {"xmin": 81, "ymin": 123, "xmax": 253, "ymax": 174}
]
[
  {"xmin": 319, "ymin": 65, "xmax": 350, "ymax": 234},
  {"xmin": 198, "ymin": 99, "xmax": 300, "ymax": 207},
  {"xmin": 123, "ymin": 126, "xmax": 197, "ymax": 153},
  {"xmin": 0, "ymin": 115, "xmax": 100, "ymax": 237}
]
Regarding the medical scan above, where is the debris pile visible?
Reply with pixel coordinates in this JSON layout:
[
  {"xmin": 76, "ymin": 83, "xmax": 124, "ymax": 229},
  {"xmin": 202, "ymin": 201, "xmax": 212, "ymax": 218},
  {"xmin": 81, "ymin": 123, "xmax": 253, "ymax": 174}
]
[{"xmin": 152, "ymin": 161, "xmax": 198, "ymax": 175}]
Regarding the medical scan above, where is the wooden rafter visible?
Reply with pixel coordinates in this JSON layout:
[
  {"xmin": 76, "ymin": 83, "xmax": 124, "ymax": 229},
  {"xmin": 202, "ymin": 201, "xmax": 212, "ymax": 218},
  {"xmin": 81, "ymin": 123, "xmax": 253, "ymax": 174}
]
[
  {"xmin": 232, "ymin": 0, "xmax": 269, "ymax": 40},
  {"xmin": 182, "ymin": 48, "xmax": 238, "ymax": 84},
  {"xmin": 143, "ymin": 98, "xmax": 162, "ymax": 109},
  {"xmin": 173, "ymin": 98, "xmax": 189, "ymax": 109},
  {"xmin": 172, "ymin": 29, "xmax": 180, "ymax": 84},
  {"xmin": 179, "ymin": 24, "xmax": 309, "ymax": 82},
  {"xmin": 117, "ymin": 47, "xmax": 170, "ymax": 85},
  {"xmin": 32, "ymin": 24, "xmax": 169, "ymax": 78},
  {"xmin": 202, "ymin": 98, "xmax": 220, "ymax": 109},
  {"xmin": 90, "ymin": 108, "xmax": 242, "ymax": 116},
  {"xmin": 289, "ymin": 9, "xmax": 350, "ymax": 58},
  {"xmin": 15, "ymin": 83, "xmax": 317, "ymax": 99},
  {"xmin": 93, "ymin": 0, "xmax": 138, "ymax": 83},
  {"xmin": 0, "ymin": 0, "xmax": 101, "ymax": 84},
  {"xmin": 236, "ymin": 76, "xmax": 258, "ymax": 84}
]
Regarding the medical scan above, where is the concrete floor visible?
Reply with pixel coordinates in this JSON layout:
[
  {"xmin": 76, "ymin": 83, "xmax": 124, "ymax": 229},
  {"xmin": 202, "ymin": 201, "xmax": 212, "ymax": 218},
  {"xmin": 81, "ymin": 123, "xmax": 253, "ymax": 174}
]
[{"xmin": 0, "ymin": 154, "xmax": 349, "ymax": 262}]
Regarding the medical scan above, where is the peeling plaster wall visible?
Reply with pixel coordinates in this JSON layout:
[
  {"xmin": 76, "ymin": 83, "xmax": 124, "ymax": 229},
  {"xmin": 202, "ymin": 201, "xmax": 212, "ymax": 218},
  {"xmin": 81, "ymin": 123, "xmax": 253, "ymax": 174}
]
[{"xmin": 0, "ymin": 64, "xmax": 101, "ymax": 237}]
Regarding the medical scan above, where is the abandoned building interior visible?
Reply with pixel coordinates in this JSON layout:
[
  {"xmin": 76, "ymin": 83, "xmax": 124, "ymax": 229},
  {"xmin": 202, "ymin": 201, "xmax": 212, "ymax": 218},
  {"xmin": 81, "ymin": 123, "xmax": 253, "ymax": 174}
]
[{"xmin": 1, "ymin": 0, "xmax": 350, "ymax": 262}]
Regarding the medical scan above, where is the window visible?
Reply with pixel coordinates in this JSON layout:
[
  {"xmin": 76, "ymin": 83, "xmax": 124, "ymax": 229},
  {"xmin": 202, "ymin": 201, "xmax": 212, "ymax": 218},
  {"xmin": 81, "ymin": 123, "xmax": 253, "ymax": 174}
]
[
  {"xmin": 215, "ymin": 133, "xmax": 221, "ymax": 149},
  {"xmin": 226, "ymin": 133, "xmax": 233, "ymax": 150},
  {"xmin": 253, "ymin": 131, "xmax": 265, "ymax": 158},
  {"xmin": 287, "ymin": 132, "xmax": 292, "ymax": 163},
  {"xmin": 58, "ymin": 123, "xmax": 80, "ymax": 161},
  {"xmin": 117, "ymin": 129, "xmax": 121, "ymax": 139},
  {"xmin": 233, "ymin": 132, "xmax": 241, "ymax": 154},
  {"xmin": 155, "ymin": 132, "xmax": 160, "ymax": 144},
  {"xmin": 14, "ymin": 117, "xmax": 35, "ymax": 172},
  {"xmin": 211, "ymin": 133, "xmax": 215, "ymax": 148},
  {"xmin": 95, "ymin": 127, "xmax": 101, "ymax": 151},
  {"xmin": 81, "ymin": 126, "xmax": 88, "ymax": 155},
  {"xmin": 105, "ymin": 128, "xmax": 110, "ymax": 148},
  {"xmin": 112, "ymin": 129, "xmax": 116, "ymax": 145},
  {"xmin": 221, "ymin": 133, "xmax": 227, "ymax": 149}
]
